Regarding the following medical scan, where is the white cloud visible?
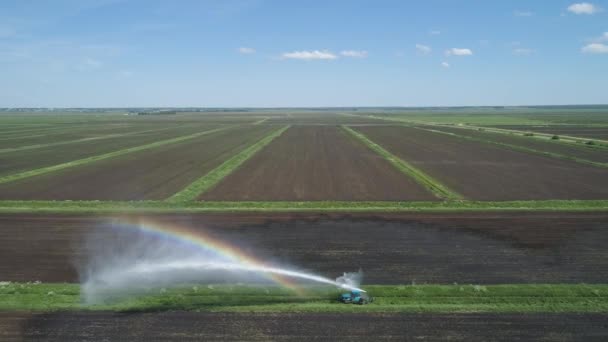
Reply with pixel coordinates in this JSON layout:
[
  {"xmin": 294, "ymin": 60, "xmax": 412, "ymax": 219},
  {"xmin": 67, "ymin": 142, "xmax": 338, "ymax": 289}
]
[
  {"xmin": 238, "ymin": 47, "xmax": 255, "ymax": 54},
  {"xmin": 591, "ymin": 32, "xmax": 608, "ymax": 42},
  {"xmin": 445, "ymin": 48, "xmax": 473, "ymax": 56},
  {"xmin": 415, "ymin": 44, "xmax": 432, "ymax": 55},
  {"xmin": 281, "ymin": 50, "xmax": 337, "ymax": 60},
  {"xmin": 582, "ymin": 43, "xmax": 608, "ymax": 54},
  {"xmin": 340, "ymin": 50, "xmax": 368, "ymax": 58},
  {"xmin": 441, "ymin": 61, "xmax": 450, "ymax": 68},
  {"xmin": 513, "ymin": 48, "xmax": 534, "ymax": 56},
  {"xmin": 429, "ymin": 30, "xmax": 441, "ymax": 35},
  {"xmin": 514, "ymin": 10, "xmax": 534, "ymax": 17},
  {"xmin": 567, "ymin": 2, "xmax": 600, "ymax": 14}
]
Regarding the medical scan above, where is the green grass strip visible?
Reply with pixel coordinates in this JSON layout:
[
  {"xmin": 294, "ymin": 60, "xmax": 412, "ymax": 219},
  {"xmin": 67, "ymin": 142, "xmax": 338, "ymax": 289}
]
[
  {"xmin": 0, "ymin": 126, "xmax": 187, "ymax": 154},
  {"xmin": 168, "ymin": 126, "xmax": 290, "ymax": 202},
  {"xmin": 419, "ymin": 127, "xmax": 608, "ymax": 169},
  {"xmin": 1, "ymin": 283, "xmax": 607, "ymax": 313},
  {"xmin": 1, "ymin": 199, "xmax": 607, "ymax": 214},
  {"xmin": 342, "ymin": 126, "xmax": 463, "ymax": 201},
  {"xmin": 0, "ymin": 126, "xmax": 232, "ymax": 185}
]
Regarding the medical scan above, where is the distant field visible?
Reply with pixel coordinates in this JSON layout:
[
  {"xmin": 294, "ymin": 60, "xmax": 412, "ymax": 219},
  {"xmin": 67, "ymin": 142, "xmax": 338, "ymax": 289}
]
[
  {"xmin": 353, "ymin": 125, "xmax": 608, "ymax": 200},
  {"xmin": 0, "ymin": 124, "xmax": 221, "ymax": 177},
  {"xmin": 267, "ymin": 113, "xmax": 385, "ymax": 125},
  {"xmin": 201, "ymin": 126, "xmax": 437, "ymax": 201},
  {"xmin": 428, "ymin": 126, "xmax": 608, "ymax": 164},
  {"xmin": 484, "ymin": 125, "xmax": 608, "ymax": 140},
  {"xmin": 0, "ymin": 126, "xmax": 274, "ymax": 200}
]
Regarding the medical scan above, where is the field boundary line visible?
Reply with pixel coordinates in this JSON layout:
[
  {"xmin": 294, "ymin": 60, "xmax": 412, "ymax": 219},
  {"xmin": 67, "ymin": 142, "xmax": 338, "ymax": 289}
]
[
  {"xmin": 0, "ymin": 199, "xmax": 607, "ymax": 213},
  {"xmin": 0, "ymin": 126, "xmax": 234, "ymax": 185},
  {"xmin": 0, "ymin": 125, "xmax": 192, "ymax": 154},
  {"xmin": 253, "ymin": 117, "xmax": 270, "ymax": 125},
  {"xmin": 417, "ymin": 127, "xmax": 608, "ymax": 169},
  {"xmin": 347, "ymin": 113, "xmax": 608, "ymax": 149},
  {"xmin": 342, "ymin": 125, "xmax": 463, "ymax": 201},
  {"xmin": 167, "ymin": 125, "xmax": 291, "ymax": 202},
  {"xmin": 2, "ymin": 283, "xmax": 607, "ymax": 313}
]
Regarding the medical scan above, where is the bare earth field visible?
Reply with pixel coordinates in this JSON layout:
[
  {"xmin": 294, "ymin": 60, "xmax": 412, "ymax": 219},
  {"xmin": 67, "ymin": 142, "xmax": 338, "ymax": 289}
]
[
  {"xmin": 0, "ymin": 124, "xmax": 221, "ymax": 177},
  {"xmin": 354, "ymin": 126, "xmax": 608, "ymax": 200},
  {"xmin": 202, "ymin": 126, "xmax": 436, "ymax": 201},
  {"xmin": 429, "ymin": 126, "xmax": 608, "ymax": 163},
  {"xmin": 0, "ymin": 212, "xmax": 606, "ymax": 284},
  {"xmin": 267, "ymin": 114, "xmax": 386, "ymax": 125},
  {"xmin": 0, "ymin": 126, "xmax": 274, "ymax": 200},
  {"xmin": 0, "ymin": 123, "xmax": 167, "ymax": 149},
  {"xmin": 1, "ymin": 312, "xmax": 606, "ymax": 341}
]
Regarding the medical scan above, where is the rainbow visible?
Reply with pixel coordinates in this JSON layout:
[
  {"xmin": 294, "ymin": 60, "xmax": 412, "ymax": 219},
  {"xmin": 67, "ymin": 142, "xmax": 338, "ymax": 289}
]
[{"xmin": 108, "ymin": 217, "xmax": 306, "ymax": 295}]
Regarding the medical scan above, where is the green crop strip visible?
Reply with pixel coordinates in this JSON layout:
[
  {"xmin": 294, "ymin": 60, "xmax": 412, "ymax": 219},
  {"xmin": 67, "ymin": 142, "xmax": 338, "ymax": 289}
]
[
  {"xmin": 0, "ymin": 125, "xmax": 190, "ymax": 154},
  {"xmin": 1, "ymin": 283, "xmax": 607, "ymax": 313},
  {"xmin": 342, "ymin": 126, "xmax": 463, "ymax": 201},
  {"xmin": 0, "ymin": 199, "xmax": 606, "ymax": 214},
  {"xmin": 0, "ymin": 126, "xmax": 233, "ymax": 185},
  {"xmin": 168, "ymin": 126, "xmax": 290, "ymax": 202},
  {"xmin": 418, "ymin": 127, "xmax": 608, "ymax": 169}
]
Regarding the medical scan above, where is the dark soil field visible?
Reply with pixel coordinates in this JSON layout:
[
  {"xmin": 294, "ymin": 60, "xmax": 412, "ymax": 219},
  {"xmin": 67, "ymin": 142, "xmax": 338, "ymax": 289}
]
[
  {"xmin": 429, "ymin": 126, "xmax": 608, "ymax": 163},
  {"xmin": 354, "ymin": 126, "xmax": 608, "ymax": 200},
  {"xmin": 202, "ymin": 126, "xmax": 437, "ymax": 201},
  {"xmin": 2, "ymin": 311, "xmax": 606, "ymax": 341},
  {"xmin": 267, "ymin": 113, "xmax": 386, "ymax": 125},
  {"xmin": 0, "ymin": 126, "xmax": 274, "ymax": 200},
  {"xmin": 1, "ymin": 212, "xmax": 606, "ymax": 284},
  {"xmin": 0, "ymin": 124, "xmax": 223, "ymax": 177},
  {"xmin": 0, "ymin": 123, "xmax": 178, "ymax": 149},
  {"xmin": 486, "ymin": 125, "xmax": 608, "ymax": 140}
]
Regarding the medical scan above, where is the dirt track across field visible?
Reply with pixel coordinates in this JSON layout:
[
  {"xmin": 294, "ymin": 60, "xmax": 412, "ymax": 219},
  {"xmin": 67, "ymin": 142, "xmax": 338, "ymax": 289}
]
[
  {"xmin": 202, "ymin": 126, "xmax": 437, "ymax": 201},
  {"xmin": 1, "ymin": 212, "xmax": 607, "ymax": 284},
  {"xmin": 354, "ymin": 126, "xmax": 608, "ymax": 200},
  {"xmin": 1, "ymin": 312, "xmax": 606, "ymax": 341}
]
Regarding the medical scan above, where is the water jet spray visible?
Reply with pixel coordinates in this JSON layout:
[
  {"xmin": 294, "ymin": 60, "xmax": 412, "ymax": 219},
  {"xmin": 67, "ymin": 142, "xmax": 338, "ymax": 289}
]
[{"xmin": 80, "ymin": 218, "xmax": 365, "ymax": 303}]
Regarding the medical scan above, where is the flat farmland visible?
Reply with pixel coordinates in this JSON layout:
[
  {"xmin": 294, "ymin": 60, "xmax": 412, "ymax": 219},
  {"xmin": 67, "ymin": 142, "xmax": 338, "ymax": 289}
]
[
  {"xmin": 354, "ymin": 126, "xmax": 608, "ymax": 200},
  {"xmin": 202, "ymin": 126, "xmax": 436, "ymax": 201},
  {"xmin": 0, "ymin": 124, "xmax": 222, "ymax": 177},
  {"xmin": 429, "ymin": 126, "xmax": 608, "ymax": 163},
  {"xmin": 1, "ymin": 212, "xmax": 606, "ymax": 284},
  {"xmin": 2, "ymin": 312, "xmax": 606, "ymax": 341},
  {"xmin": 0, "ymin": 125, "xmax": 274, "ymax": 200},
  {"xmin": 0, "ymin": 123, "xmax": 176, "ymax": 149},
  {"xmin": 486, "ymin": 125, "xmax": 608, "ymax": 140},
  {"xmin": 267, "ymin": 113, "xmax": 386, "ymax": 125}
]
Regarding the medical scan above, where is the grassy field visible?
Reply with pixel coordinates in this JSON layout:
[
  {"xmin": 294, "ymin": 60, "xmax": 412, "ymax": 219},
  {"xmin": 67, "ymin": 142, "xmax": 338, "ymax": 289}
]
[
  {"xmin": 1, "ymin": 283, "xmax": 606, "ymax": 313},
  {"xmin": 0, "ymin": 199, "xmax": 606, "ymax": 213}
]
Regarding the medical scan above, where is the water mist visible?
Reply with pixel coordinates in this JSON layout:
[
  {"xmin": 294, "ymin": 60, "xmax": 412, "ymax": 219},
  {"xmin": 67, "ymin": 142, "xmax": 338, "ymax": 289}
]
[{"xmin": 79, "ymin": 219, "xmax": 365, "ymax": 304}]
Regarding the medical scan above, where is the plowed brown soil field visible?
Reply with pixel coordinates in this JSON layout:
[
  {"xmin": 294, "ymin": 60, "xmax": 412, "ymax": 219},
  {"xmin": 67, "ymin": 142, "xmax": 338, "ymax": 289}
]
[
  {"xmin": 354, "ymin": 126, "xmax": 608, "ymax": 200},
  {"xmin": 2, "ymin": 312, "xmax": 606, "ymax": 341},
  {"xmin": 1, "ymin": 212, "xmax": 606, "ymax": 284},
  {"xmin": 0, "ymin": 124, "xmax": 221, "ymax": 177},
  {"xmin": 0, "ymin": 126, "xmax": 275, "ymax": 200},
  {"xmin": 201, "ymin": 126, "xmax": 437, "ymax": 201}
]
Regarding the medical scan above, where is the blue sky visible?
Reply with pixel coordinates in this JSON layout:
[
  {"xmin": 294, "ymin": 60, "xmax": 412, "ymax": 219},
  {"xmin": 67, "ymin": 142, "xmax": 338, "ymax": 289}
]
[{"xmin": 0, "ymin": 0, "xmax": 607, "ymax": 107}]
